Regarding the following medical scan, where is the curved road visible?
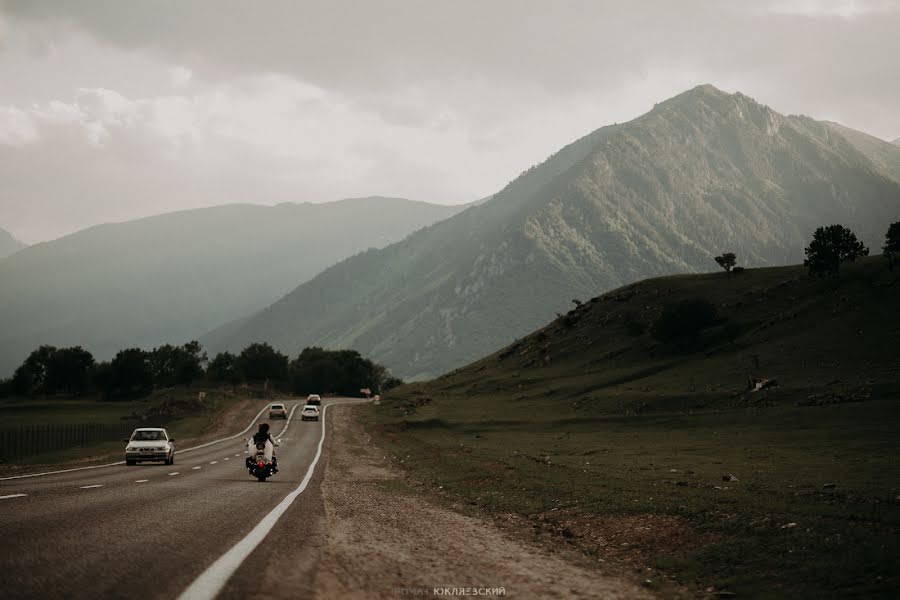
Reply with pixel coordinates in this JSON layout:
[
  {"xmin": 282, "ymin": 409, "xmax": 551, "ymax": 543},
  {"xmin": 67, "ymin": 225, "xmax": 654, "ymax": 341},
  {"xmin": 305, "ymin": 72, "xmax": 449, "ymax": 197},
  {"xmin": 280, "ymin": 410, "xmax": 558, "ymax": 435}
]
[{"xmin": 0, "ymin": 398, "xmax": 361, "ymax": 599}]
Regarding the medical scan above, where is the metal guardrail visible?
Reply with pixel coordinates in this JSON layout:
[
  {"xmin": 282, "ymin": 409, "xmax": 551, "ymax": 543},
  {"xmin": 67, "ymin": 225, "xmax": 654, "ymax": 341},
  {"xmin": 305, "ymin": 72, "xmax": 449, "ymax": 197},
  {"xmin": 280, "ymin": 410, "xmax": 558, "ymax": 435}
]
[{"xmin": 0, "ymin": 422, "xmax": 136, "ymax": 460}]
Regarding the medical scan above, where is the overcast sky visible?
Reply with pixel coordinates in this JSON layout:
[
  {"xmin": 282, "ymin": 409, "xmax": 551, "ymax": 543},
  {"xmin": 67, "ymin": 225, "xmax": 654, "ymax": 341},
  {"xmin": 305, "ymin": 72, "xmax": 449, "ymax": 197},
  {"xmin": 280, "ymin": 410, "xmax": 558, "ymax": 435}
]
[{"xmin": 1, "ymin": 0, "xmax": 898, "ymax": 243}]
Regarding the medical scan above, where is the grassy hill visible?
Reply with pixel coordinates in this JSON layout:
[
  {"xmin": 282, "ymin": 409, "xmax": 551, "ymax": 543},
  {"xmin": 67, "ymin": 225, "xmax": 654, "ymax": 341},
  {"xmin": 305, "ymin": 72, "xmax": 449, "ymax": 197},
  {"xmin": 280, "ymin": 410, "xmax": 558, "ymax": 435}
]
[
  {"xmin": 0, "ymin": 227, "xmax": 25, "ymax": 260},
  {"xmin": 371, "ymin": 256, "xmax": 900, "ymax": 598},
  {"xmin": 0, "ymin": 197, "xmax": 462, "ymax": 375},
  {"xmin": 206, "ymin": 85, "xmax": 900, "ymax": 380}
]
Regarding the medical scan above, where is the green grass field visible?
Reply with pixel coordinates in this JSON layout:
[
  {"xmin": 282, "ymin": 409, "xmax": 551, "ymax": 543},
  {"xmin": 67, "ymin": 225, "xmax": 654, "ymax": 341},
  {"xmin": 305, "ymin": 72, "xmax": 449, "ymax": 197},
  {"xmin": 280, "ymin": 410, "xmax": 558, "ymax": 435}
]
[
  {"xmin": 370, "ymin": 257, "xmax": 900, "ymax": 598},
  {"xmin": 0, "ymin": 387, "xmax": 252, "ymax": 467}
]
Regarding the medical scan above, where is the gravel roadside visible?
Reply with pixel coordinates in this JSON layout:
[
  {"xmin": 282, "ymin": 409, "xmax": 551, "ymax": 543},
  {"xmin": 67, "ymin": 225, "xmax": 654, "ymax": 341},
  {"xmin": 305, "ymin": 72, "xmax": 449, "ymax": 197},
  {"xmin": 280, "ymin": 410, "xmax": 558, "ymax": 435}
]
[{"xmin": 312, "ymin": 405, "xmax": 654, "ymax": 600}]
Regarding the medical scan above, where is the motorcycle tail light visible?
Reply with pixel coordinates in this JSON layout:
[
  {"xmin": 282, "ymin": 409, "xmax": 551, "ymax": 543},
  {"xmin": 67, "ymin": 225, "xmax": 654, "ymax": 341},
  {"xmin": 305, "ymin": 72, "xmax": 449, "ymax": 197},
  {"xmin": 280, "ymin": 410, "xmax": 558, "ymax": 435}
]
[{"xmin": 258, "ymin": 461, "xmax": 265, "ymax": 468}]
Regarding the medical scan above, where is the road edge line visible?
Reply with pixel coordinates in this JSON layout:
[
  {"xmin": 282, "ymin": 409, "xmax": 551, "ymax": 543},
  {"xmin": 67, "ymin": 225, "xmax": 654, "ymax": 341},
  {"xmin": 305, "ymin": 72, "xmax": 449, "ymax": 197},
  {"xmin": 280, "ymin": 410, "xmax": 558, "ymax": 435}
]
[{"xmin": 176, "ymin": 403, "xmax": 330, "ymax": 600}]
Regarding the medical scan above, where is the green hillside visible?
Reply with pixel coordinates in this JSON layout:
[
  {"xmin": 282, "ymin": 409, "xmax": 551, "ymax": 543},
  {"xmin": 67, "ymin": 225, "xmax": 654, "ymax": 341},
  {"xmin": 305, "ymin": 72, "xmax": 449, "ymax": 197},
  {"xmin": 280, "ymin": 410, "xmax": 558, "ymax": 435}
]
[
  {"xmin": 206, "ymin": 85, "xmax": 900, "ymax": 380},
  {"xmin": 373, "ymin": 256, "xmax": 900, "ymax": 598},
  {"xmin": 0, "ymin": 197, "xmax": 462, "ymax": 375},
  {"xmin": 0, "ymin": 227, "xmax": 25, "ymax": 259}
]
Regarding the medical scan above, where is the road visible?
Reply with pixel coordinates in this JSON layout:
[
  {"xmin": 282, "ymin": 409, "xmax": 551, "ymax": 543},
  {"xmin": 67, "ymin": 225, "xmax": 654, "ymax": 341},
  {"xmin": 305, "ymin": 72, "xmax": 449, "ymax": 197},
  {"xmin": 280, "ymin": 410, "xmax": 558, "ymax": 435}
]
[{"xmin": 0, "ymin": 398, "xmax": 360, "ymax": 600}]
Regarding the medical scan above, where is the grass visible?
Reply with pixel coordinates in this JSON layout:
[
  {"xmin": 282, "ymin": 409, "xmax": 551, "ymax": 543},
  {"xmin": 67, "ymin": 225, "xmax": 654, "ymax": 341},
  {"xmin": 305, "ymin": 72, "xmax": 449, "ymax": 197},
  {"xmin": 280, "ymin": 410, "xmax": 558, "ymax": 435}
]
[
  {"xmin": 368, "ymin": 257, "xmax": 900, "ymax": 598},
  {"xmin": 0, "ymin": 386, "xmax": 254, "ymax": 467}
]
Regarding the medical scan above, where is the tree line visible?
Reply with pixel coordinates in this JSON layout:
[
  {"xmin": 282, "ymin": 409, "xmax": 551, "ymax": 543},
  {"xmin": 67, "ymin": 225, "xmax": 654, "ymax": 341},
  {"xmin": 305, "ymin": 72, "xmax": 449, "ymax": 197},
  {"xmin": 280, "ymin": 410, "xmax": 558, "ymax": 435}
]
[{"xmin": 0, "ymin": 341, "xmax": 402, "ymax": 400}]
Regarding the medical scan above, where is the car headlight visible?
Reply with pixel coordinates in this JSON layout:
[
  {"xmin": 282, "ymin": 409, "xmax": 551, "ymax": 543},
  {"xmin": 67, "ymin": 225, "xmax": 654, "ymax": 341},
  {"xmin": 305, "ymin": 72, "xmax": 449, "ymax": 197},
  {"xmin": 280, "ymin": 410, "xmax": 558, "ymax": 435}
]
[
  {"xmin": 126, "ymin": 446, "xmax": 135, "ymax": 452},
  {"xmin": 157, "ymin": 446, "xmax": 167, "ymax": 451}
]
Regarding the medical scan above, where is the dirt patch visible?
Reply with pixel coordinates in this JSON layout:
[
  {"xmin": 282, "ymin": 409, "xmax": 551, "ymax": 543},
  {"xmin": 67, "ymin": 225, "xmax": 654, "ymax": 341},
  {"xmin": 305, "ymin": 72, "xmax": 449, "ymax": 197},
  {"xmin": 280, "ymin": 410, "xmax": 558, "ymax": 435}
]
[
  {"xmin": 533, "ymin": 510, "xmax": 719, "ymax": 569},
  {"xmin": 312, "ymin": 406, "xmax": 655, "ymax": 599}
]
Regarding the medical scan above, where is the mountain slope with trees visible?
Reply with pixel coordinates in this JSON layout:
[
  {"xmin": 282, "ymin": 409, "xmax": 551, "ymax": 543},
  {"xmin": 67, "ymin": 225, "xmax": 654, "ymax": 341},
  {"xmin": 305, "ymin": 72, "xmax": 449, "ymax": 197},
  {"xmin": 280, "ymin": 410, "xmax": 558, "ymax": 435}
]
[
  {"xmin": 0, "ymin": 227, "xmax": 25, "ymax": 259},
  {"xmin": 0, "ymin": 197, "xmax": 462, "ymax": 375},
  {"xmin": 206, "ymin": 85, "xmax": 900, "ymax": 380}
]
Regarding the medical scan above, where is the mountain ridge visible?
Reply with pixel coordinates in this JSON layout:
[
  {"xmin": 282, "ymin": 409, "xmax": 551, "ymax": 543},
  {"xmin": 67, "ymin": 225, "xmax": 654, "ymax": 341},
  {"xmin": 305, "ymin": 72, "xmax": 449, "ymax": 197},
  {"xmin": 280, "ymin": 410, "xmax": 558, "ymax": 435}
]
[
  {"xmin": 0, "ymin": 197, "xmax": 463, "ymax": 375},
  {"xmin": 199, "ymin": 85, "xmax": 898, "ymax": 379},
  {"xmin": 0, "ymin": 227, "xmax": 26, "ymax": 260}
]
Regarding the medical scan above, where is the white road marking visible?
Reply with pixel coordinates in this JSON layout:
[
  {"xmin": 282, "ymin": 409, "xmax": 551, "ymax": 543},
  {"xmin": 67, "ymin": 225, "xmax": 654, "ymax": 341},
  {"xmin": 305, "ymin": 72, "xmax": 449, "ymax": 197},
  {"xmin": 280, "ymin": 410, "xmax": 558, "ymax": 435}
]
[
  {"xmin": 192, "ymin": 466, "xmax": 202, "ymax": 470},
  {"xmin": 233, "ymin": 454, "xmax": 240, "ymax": 457},
  {"xmin": 79, "ymin": 485, "xmax": 103, "ymax": 489},
  {"xmin": 168, "ymin": 472, "xmax": 179, "ymax": 476},
  {"xmin": 177, "ymin": 404, "xmax": 332, "ymax": 600},
  {"xmin": 0, "ymin": 403, "xmax": 277, "ymax": 481},
  {"xmin": 223, "ymin": 457, "xmax": 229, "ymax": 461},
  {"xmin": 209, "ymin": 461, "xmax": 218, "ymax": 465},
  {"xmin": 135, "ymin": 479, "xmax": 149, "ymax": 483},
  {"xmin": 0, "ymin": 493, "xmax": 27, "ymax": 500}
]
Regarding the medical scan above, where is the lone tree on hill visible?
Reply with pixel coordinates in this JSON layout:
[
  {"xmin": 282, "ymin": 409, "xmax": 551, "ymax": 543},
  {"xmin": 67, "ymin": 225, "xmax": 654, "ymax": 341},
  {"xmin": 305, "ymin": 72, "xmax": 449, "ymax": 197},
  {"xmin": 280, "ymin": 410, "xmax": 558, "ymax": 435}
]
[
  {"xmin": 714, "ymin": 252, "xmax": 737, "ymax": 272},
  {"xmin": 883, "ymin": 221, "xmax": 900, "ymax": 270},
  {"xmin": 803, "ymin": 225, "xmax": 869, "ymax": 277}
]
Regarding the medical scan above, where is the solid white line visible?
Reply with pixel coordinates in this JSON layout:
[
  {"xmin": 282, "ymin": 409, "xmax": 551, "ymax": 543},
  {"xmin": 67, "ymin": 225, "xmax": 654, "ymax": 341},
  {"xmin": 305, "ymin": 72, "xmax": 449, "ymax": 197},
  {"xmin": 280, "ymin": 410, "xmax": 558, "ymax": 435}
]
[
  {"xmin": 177, "ymin": 404, "xmax": 330, "ymax": 600},
  {"xmin": 0, "ymin": 493, "xmax": 27, "ymax": 500},
  {"xmin": 79, "ymin": 484, "xmax": 103, "ymax": 489},
  {"xmin": 0, "ymin": 403, "xmax": 278, "ymax": 481},
  {"xmin": 168, "ymin": 472, "xmax": 179, "ymax": 476},
  {"xmin": 135, "ymin": 480, "xmax": 149, "ymax": 483}
]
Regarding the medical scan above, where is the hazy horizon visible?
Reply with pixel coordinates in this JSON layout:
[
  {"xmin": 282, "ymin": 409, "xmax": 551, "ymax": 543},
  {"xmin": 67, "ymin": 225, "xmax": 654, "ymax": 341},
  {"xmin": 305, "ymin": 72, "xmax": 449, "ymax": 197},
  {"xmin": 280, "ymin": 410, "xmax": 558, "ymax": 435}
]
[{"xmin": 2, "ymin": 0, "xmax": 899, "ymax": 243}]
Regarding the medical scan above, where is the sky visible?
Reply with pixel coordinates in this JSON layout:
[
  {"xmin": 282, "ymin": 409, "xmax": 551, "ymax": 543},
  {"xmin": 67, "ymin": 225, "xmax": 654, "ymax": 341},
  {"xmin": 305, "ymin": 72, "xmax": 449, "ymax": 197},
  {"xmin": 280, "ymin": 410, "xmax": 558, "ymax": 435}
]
[{"xmin": 0, "ymin": 0, "xmax": 898, "ymax": 243}]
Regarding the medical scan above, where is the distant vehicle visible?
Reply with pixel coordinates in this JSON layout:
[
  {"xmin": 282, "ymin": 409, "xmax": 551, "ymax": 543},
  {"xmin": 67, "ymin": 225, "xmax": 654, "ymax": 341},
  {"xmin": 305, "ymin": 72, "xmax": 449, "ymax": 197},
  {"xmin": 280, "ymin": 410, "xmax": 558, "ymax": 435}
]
[
  {"xmin": 125, "ymin": 428, "xmax": 175, "ymax": 465},
  {"xmin": 306, "ymin": 394, "xmax": 322, "ymax": 406},
  {"xmin": 268, "ymin": 403, "xmax": 287, "ymax": 419},
  {"xmin": 301, "ymin": 405, "xmax": 320, "ymax": 421}
]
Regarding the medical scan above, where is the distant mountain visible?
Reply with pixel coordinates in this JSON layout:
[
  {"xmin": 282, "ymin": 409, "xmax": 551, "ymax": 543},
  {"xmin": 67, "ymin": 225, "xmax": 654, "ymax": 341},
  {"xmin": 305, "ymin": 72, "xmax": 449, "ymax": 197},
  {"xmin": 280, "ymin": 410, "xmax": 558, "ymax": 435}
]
[
  {"xmin": 0, "ymin": 227, "xmax": 26, "ymax": 259},
  {"xmin": 893, "ymin": 137, "xmax": 900, "ymax": 146},
  {"xmin": 0, "ymin": 197, "xmax": 463, "ymax": 375},
  {"xmin": 205, "ymin": 85, "xmax": 900, "ymax": 380},
  {"xmin": 825, "ymin": 122, "xmax": 900, "ymax": 182}
]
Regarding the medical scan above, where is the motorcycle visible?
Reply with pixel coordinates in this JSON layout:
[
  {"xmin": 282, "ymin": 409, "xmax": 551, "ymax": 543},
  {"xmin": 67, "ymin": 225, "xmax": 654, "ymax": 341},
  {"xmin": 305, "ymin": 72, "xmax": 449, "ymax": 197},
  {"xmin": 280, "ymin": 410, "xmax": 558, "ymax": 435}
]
[{"xmin": 245, "ymin": 438, "xmax": 279, "ymax": 482}]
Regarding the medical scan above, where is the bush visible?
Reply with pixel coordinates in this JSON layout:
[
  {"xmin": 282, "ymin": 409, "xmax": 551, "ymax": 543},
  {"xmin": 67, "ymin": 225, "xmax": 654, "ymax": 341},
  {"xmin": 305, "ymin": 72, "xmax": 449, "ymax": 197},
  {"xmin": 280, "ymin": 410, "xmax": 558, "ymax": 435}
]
[
  {"xmin": 804, "ymin": 224, "xmax": 869, "ymax": 277},
  {"xmin": 651, "ymin": 298, "xmax": 718, "ymax": 349}
]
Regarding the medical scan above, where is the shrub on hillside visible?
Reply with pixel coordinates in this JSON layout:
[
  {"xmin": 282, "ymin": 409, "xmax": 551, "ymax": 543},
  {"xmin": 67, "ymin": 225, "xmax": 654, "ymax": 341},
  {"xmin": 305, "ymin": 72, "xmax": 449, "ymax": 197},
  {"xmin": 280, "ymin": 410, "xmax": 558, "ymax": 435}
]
[
  {"xmin": 883, "ymin": 221, "xmax": 900, "ymax": 270},
  {"xmin": 651, "ymin": 298, "xmax": 718, "ymax": 349},
  {"xmin": 714, "ymin": 252, "xmax": 737, "ymax": 272}
]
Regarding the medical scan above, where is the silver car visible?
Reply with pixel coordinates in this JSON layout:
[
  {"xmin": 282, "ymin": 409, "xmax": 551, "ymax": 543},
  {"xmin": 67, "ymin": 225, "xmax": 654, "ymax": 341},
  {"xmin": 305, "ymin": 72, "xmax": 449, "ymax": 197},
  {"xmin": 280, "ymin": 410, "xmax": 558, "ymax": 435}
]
[
  {"xmin": 268, "ymin": 403, "xmax": 288, "ymax": 419},
  {"xmin": 125, "ymin": 428, "xmax": 175, "ymax": 465}
]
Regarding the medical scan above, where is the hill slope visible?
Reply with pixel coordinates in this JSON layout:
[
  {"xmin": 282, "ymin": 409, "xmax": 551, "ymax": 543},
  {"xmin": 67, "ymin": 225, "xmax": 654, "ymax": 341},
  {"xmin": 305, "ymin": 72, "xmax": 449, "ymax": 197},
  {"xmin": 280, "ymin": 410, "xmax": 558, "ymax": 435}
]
[
  {"xmin": 0, "ymin": 197, "xmax": 462, "ymax": 375},
  {"xmin": 206, "ymin": 85, "xmax": 900, "ymax": 379},
  {"xmin": 375, "ymin": 257, "xmax": 900, "ymax": 599},
  {"xmin": 0, "ymin": 227, "xmax": 25, "ymax": 259}
]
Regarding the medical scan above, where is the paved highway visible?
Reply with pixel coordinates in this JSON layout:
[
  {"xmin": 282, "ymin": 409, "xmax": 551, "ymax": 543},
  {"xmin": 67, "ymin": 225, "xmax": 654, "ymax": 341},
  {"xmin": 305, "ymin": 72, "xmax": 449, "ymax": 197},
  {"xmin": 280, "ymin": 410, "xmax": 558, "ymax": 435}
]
[{"xmin": 0, "ymin": 398, "xmax": 360, "ymax": 599}]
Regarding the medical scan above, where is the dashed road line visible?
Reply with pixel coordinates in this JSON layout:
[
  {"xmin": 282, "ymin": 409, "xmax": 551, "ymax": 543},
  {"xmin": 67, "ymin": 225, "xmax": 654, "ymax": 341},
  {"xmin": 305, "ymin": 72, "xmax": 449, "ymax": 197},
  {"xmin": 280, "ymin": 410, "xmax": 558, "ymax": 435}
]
[
  {"xmin": 209, "ymin": 461, "xmax": 218, "ymax": 465},
  {"xmin": 79, "ymin": 485, "xmax": 103, "ymax": 489},
  {"xmin": 168, "ymin": 472, "xmax": 180, "ymax": 476},
  {"xmin": 192, "ymin": 466, "xmax": 202, "ymax": 470},
  {"xmin": 223, "ymin": 457, "xmax": 229, "ymax": 461},
  {"xmin": 0, "ymin": 493, "xmax": 27, "ymax": 500}
]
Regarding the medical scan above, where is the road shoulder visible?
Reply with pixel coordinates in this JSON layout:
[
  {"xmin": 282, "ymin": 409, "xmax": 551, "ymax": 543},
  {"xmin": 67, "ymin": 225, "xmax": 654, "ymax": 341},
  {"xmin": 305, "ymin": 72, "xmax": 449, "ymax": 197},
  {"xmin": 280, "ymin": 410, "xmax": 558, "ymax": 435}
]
[{"xmin": 313, "ymin": 405, "xmax": 653, "ymax": 599}]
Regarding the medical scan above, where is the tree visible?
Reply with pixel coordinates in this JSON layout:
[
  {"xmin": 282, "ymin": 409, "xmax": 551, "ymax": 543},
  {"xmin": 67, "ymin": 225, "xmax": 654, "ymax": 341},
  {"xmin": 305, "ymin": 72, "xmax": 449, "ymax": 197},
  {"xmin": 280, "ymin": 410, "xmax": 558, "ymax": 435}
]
[
  {"xmin": 714, "ymin": 252, "xmax": 737, "ymax": 272},
  {"xmin": 44, "ymin": 346, "xmax": 95, "ymax": 395},
  {"xmin": 237, "ymin": 343, "xmax": 288, "ymax": 383},
  {"xmin": 289, "ymin": 347, "xmax": 390, "ymax": 395},
  {"xmin": 207, "ymin": 352, "xmax": 241, "ymax": 385},
  {"xmin": 651, "ymin": 298, "xmax": 718, "ymax": 349},
  {"xmin": 105, "ymin": 348, "xmax": 154, "ymax": 398},
  {"xmin": 883, "ymin": 221, "xmax": 900, "ymax": 270},
  {"xmin": 11, "ymin": 345, "xmax": 57, "ymax": 396},
  {"xmin": 150, "ymin": 341, "xmax": 206, "ymax": 387},
  {"xmin": 803, "ymin": 224, "xmax": 869, "ymax": 277}
]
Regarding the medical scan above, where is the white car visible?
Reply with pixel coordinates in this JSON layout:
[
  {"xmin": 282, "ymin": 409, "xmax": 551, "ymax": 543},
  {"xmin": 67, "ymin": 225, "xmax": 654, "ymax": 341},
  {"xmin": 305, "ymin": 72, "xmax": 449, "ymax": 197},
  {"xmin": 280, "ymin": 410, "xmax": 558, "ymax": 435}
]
[
  {"xmin": 125, "ymin": 428, "xmax": 175, "ymax": 465},
  {"xmin": 300, "ymin": 405, "xmax": 320, "ymax": 421},
  {"xmin": 306, "ymin": 394, "xmax": 322, "ymax": 406},
  {"xmin": 268, "ymin": 403, "xmax": 287, "ymax": 419}
]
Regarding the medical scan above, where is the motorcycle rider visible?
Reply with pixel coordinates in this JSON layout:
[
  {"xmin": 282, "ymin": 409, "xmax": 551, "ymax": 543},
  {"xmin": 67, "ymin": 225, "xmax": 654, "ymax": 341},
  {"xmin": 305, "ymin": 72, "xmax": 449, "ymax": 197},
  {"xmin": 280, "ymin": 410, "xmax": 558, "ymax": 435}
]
[{"xmin": 248, "ymin": 422, "xmax": 278, "ymax": 472}]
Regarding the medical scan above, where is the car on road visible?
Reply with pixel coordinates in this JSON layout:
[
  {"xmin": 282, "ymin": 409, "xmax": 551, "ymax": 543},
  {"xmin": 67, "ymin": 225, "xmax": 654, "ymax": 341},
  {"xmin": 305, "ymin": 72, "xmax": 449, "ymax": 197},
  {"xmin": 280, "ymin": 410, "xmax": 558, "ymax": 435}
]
[
  {"xmin": 125, "ymin": 428, "xmax": 175, "ymax": 465},
  {"xmin": 306, "ymin": 394, "xmax": 322, "ymax": 406},
  {"xmin": 300, "ymin": 405, "xmax": 320, "ymax": 421},
  {"xmin": 268, "ymin": 403, "xmax": 288, "ymax": 419}
]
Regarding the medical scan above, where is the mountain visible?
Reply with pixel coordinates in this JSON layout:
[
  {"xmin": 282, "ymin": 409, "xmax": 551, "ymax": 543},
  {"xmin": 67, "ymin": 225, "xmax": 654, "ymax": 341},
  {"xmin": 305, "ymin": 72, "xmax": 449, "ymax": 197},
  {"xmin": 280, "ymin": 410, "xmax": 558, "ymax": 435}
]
[
  {"xmin": 205, "ymin": 85, "xmax": 900, "ymax": 380},
  {"xmin": 0, "ymin": 197, "xmax": 463, "ymax": 375},
  {"xmin": 0, "ymin": 227, "xmax": 26, "ymax": 259},
  {"xmin": 824, "ymin": 122, "xmax": 900, "ymax": 182},
  {"xmin": 893, "ymin": 137, "xmax": 900, "ymax": 146}
]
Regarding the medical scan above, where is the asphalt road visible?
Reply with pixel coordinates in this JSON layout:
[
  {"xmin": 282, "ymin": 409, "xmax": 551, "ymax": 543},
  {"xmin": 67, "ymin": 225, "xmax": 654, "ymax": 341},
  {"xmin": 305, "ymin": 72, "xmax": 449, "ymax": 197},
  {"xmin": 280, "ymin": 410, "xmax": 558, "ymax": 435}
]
[{"xmin": 0, "ymin": 398, "xmax": 360, "ymax": 600}]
